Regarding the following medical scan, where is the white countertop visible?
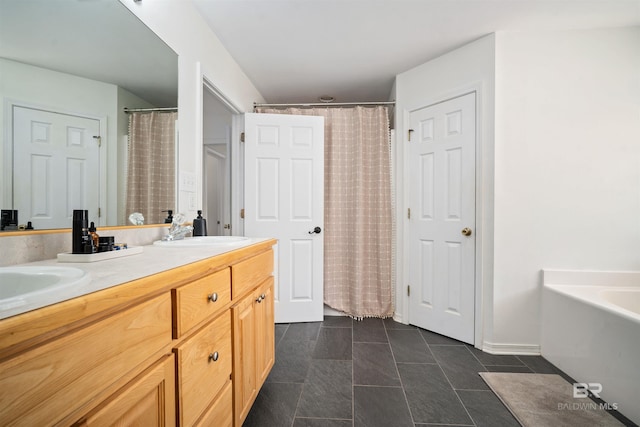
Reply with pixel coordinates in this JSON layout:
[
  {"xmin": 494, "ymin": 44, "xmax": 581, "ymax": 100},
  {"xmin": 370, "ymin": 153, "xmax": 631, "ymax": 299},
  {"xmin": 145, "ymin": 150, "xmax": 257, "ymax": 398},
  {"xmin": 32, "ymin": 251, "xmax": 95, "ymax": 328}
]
[{"xmin": 0, "ymin": 238, "xmax": 271, "ymax": 320}]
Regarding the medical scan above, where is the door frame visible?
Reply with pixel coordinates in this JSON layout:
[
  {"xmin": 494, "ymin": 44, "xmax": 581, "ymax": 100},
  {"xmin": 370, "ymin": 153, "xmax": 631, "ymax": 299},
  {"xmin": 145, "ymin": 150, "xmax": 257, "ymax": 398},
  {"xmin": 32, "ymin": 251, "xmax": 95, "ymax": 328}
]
[
  {"xmin": 399, "ymin": 84, "xmax": 486, "ymax": 348},
  {"xmin": 3, "ymin": 98, "xmax": 107, "ymax": 225},
  {"xmin": 201, "ymin": 74, "xmax": 243, "ymax": 235}
]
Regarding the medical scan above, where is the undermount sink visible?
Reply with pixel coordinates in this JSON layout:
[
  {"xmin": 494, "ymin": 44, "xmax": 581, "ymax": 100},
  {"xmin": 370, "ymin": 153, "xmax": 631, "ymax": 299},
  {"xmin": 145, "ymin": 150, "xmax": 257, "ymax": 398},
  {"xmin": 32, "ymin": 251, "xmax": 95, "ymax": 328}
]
[
  {"xmin": 153, "ymin": 236, "xmax": 251, "ymax": 247},
  {"xmin": 0, "ymin": 266, "xmax": 91, "ymax": 316}
]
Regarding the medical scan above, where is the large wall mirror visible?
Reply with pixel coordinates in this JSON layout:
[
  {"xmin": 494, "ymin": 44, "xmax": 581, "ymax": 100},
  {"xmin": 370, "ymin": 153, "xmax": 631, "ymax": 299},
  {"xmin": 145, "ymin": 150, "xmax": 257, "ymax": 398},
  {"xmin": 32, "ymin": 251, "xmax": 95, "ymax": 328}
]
[{"xmin": 0, "ymin": 0, "xmax": 178, "ymax": 231}]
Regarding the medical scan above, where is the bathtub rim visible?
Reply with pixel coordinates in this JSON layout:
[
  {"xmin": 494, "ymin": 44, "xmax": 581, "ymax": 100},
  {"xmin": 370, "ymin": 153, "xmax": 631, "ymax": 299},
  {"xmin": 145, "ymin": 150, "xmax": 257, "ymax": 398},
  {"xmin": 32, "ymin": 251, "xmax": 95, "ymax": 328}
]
[{"xmin": 542, "ymin": 269, "xmax": 640, "ymax": 325}]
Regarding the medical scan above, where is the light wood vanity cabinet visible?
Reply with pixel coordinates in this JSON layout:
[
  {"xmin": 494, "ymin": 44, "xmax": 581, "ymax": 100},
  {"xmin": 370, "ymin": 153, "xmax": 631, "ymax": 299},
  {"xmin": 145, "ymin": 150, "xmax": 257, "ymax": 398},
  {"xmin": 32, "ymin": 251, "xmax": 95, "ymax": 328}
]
[
  {"xmin": 0, "ymin": 293, "xmax": 173, "ymax": 427},
  {"xmin": 0, "ymin": 240, "xmax": 276, "ymax": 427},
  {"xmin": 231, "ymin": 252, "xmax": 275, "ymax": 427}
]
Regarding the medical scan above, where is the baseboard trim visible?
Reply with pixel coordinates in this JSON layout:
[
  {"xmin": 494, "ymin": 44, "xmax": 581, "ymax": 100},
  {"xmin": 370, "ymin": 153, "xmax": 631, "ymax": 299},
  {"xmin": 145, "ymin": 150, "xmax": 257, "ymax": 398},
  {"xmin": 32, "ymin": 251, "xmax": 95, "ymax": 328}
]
[
  {"xmin": 482, "ymin": 341, "xmax": 541, "ymax": 356},
  {"xmin": 323, "ymin": 305, "xmax": 345, "ymax": 316}
]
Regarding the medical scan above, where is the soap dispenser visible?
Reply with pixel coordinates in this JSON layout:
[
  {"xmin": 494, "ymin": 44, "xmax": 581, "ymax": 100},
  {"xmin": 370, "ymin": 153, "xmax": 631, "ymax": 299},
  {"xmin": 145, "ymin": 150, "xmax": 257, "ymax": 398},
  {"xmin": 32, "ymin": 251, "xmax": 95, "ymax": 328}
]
[
  {"xmin": 162, "ymin": 210, "xmax": 174, "ymax": 224},
  {"xmin": 193, "ymin": 210, "xmax": 207, "ymax": 236}
]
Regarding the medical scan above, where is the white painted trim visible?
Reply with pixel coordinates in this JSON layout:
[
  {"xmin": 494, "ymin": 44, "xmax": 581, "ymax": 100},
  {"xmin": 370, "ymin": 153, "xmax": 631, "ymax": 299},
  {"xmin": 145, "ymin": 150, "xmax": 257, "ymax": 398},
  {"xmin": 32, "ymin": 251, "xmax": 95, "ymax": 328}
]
[
  {"xmin": 399, "ymin": 82, "xmax": 486, "ymax": 349},
  {"xmin": 231, "ymin": 114, "xmax": 244, "ymax": 236},
  {"xmin": 482, "ymin": 341, "xmax": 541, "ymax": 356},
  {"xmin": 323, "ymin": 305, "xmax": 345, "ymax": 317}
]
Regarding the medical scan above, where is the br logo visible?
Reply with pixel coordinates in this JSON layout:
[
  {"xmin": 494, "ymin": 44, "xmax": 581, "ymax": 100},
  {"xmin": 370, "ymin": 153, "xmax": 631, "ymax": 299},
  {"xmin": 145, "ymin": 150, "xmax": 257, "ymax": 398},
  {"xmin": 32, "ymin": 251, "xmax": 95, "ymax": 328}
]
[{"xmin": 573, "ymin": 383, "xmax": 602, "ymax": 399}]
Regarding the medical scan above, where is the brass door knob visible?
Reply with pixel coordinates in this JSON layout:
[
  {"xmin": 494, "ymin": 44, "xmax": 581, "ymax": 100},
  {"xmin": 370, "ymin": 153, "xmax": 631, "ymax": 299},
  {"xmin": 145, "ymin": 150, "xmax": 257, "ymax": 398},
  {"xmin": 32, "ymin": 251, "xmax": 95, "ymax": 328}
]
[{"xmin": 461, "ymin": 227, "xmax": 472, "ymax": 236}]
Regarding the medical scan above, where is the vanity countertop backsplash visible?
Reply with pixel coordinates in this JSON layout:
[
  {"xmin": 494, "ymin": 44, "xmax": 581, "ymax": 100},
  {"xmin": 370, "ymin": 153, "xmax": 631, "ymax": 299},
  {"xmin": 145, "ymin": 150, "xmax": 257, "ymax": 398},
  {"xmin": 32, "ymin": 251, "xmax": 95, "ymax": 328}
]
[{"xmin": 0, "ymin": 226, "xmax": 168, "ymax": 267}]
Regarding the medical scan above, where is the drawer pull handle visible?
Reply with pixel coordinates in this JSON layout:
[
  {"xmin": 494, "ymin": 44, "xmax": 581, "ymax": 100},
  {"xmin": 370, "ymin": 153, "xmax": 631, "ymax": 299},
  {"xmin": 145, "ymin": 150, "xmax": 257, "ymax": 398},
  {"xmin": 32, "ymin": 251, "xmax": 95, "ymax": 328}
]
[
  {"xmin": 209, "ymin": 351, "xmax": 219, "ymax": 362},
  {"xmin": 261, "ymin": 293, "xmax": 266, "ymax": 300},
  {"xmin": 256, "ymin": 296, "xmax": 263, "ymax": 303},
  {"xmin": 208, "ymin": 293, "xmax": 218, "ymax": 303}
]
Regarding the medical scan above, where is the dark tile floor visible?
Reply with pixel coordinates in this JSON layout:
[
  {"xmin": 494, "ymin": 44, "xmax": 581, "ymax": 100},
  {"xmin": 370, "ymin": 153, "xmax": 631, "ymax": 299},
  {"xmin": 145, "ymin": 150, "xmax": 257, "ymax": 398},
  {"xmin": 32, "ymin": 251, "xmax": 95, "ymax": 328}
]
[{"xmin": 242, "ymin": 316, "xmax": 575, "ymax": 427}]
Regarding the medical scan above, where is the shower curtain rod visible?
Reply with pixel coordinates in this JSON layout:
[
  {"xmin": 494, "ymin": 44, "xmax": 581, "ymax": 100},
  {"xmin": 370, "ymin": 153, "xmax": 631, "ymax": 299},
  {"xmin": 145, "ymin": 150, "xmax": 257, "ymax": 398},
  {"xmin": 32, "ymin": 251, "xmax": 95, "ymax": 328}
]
[
  {"xmin": 123, "ymin": 107, "xmax": 178, "ymax": 113},
  {"xmin": 254, "ymin": 101, "xmax": 395, "ymax": 108}
]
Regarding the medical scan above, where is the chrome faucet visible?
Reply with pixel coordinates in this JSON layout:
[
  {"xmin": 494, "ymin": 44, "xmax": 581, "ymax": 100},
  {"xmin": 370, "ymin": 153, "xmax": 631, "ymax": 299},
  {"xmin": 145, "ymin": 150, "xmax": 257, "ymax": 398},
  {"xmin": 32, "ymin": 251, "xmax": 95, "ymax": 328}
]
[{"xmin": 162, "ymin": 213, "xmax": 193, "ymax": 241}]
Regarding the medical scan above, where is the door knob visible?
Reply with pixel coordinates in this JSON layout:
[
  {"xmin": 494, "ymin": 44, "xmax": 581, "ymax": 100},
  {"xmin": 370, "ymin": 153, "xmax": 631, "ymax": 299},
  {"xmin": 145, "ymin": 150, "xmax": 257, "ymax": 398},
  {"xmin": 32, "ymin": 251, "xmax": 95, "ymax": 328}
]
[
  {"xmin": 461, "ymin": 227, "xmax": 472, "ymax": 236},
  {"xmin": 308, "ymin": 226, "xmax": 322, "ymax": 234}
]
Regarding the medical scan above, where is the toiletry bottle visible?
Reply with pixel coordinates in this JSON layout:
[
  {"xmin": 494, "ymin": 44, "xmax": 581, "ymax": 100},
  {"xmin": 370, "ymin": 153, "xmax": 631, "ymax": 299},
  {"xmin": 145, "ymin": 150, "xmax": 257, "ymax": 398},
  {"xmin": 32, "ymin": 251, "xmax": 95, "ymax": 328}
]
[
  {"xmin": 72, "ymin": 210, "xmax": 90, "ymax": 254},
  {"xmin": 88, "ymin": 222, "xmax": 99, "ymax": 248},
  {"xmin": 193, "ymin": 210, "xmax": 207, "ymax": 236}
]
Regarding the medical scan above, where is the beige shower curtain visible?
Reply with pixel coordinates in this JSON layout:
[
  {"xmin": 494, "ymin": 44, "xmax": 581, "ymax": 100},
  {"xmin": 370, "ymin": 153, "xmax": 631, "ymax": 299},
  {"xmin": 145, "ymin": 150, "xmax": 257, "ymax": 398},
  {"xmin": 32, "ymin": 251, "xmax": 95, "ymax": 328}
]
[
  {"xmin": 256, "ymin": 106, "xmax": 393, "ymax": 319},
  {"xmin": 126, "ymin": 111, "xmax": 177, "ymax": 224}
]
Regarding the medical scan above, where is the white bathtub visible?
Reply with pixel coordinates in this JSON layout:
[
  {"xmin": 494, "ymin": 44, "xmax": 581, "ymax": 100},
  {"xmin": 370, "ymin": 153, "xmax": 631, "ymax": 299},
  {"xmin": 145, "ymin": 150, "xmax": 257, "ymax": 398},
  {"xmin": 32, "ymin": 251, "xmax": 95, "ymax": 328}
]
[{"xmin": 541, "ymin": 270, "xmax": 640, "ymax": 425}]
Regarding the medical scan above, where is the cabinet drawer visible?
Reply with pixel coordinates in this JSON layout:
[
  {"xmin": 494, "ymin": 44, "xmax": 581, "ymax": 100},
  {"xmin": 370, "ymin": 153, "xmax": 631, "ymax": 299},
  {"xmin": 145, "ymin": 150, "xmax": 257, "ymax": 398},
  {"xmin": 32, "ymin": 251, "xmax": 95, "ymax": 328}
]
[
  {"xmin": 173, "ymin": 268, "xmax": 231, "ymax": 337},
  {"xmin": 231, "ymin": 249, "xmax": 273, "ymax": 300},
  {"xmin": 195, "ymin": 379, "xmax": 233, "ymax": 427},
  {"xmin": 175, "ymin": 312, "xmax": 232, "ymax": 427},
  {"xmin": 0, "ymin": 293, "xmax": 172, "ymax": 427}
]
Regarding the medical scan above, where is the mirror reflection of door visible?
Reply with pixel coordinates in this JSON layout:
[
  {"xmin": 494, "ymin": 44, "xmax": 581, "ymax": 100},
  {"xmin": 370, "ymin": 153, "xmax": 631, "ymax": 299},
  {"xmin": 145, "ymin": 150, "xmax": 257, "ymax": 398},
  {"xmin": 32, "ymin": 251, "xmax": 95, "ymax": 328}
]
[
  {"xmin": 204, "ymin": 144, "xmax": 228, "ymax": 235},
  {"xmin": 202, "ymin": 85, "xmax": 233, "ymax": 235},
  {"xmin": 12, "ymin": 106, "xmax": 101, "ymax": 229}
]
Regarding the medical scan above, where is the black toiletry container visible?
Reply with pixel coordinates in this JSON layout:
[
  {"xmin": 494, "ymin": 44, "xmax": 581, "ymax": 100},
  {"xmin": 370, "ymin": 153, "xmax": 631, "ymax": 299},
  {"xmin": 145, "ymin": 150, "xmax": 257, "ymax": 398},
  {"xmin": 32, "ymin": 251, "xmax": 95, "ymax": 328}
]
[
  {"xmin": 72, "ymin": 210, "xmax": 90, "ymax": 254},
  {"xmin": 98, "ymin": 236, "xmax": 115, "ymax": 252},
  {"xmin": 193, "ymin": 210, "xmax": 207, "ymax": 236}
]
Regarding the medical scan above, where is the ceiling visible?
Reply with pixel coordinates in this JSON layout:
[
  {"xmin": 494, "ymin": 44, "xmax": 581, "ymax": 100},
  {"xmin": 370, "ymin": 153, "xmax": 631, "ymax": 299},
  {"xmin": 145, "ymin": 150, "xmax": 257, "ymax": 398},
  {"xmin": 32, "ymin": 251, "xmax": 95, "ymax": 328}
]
[
  {"xmin": 193, "ymin": 0, "xmax": 640, "ymax": 103},
  {"xmin": 0, "ymin": 0, "xmax": 178, "ymax": 107}
]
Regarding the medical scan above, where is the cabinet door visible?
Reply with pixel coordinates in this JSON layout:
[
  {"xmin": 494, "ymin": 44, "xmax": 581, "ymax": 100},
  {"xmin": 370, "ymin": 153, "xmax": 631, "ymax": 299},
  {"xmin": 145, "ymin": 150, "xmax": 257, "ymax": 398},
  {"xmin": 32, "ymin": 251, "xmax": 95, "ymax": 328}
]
[
  {"xmin": 78, "ymin": 354, "xmax": 176, "ymax": 426},
  {"xmin": 255, "ymin": 277, "xmax": 275, "ymax": 387},
  {"xmin": 232, "ymin": 292, "xmax": 257, "ymax": 426}
]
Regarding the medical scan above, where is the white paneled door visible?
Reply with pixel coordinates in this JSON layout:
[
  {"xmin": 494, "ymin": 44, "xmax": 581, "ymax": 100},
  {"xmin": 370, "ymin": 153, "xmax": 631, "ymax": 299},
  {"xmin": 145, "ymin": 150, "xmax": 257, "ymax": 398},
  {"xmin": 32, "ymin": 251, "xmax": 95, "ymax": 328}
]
[
  {"xmin": 407, "ymin": 92, "xmax": 476, "ymax": 344},
  {"xmin": 13, "ymin": 106, "xmax": 101, "ymax": 229},
  {"xmin": 244, "ymin": 113, "xmax": 324, "ymax": 323}
]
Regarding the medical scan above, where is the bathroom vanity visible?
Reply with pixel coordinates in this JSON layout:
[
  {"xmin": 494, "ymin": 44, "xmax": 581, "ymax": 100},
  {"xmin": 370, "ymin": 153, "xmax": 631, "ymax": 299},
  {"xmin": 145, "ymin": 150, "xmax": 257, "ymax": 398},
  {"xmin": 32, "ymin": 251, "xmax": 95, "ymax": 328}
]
[{"xmin": 0, "ymin": 238, "xmax": 276, "ymax": 426}]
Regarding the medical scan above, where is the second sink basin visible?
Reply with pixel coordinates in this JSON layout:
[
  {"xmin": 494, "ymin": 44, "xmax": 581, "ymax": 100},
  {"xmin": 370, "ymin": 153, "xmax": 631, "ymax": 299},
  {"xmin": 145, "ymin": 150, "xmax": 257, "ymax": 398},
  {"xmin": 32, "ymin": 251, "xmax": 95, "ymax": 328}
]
[
  {"xmin": 154, "ymin": 236, "xmax": 250, "ymax": 247},
  {"xmin": 0, "ymin": 266, "xmax": 91, "ymax": 318}
]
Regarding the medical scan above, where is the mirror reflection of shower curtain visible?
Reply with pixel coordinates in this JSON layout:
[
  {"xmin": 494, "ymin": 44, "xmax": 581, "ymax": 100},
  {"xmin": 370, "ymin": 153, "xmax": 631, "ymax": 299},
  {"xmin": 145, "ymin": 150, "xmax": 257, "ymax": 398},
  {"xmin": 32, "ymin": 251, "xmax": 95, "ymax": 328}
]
[{"xmin": 125, "ymin": 111, "xmax": 177, "ymax": 224}]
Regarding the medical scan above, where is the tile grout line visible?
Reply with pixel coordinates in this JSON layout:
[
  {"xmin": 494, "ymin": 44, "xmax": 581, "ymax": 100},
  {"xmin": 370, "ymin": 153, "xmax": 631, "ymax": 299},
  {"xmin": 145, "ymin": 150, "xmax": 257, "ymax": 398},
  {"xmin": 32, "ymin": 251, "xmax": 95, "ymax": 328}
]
[
  {"xmin": 426, "ymin": 339, "xmax": 478, "ymax": 427},
  {"xmin": 384, "ymin": 319, "xmax": 417, "ymax": 427},
  {"xmin": 351, "ymin": 319, "xmax": 355, "ymax": 427}
]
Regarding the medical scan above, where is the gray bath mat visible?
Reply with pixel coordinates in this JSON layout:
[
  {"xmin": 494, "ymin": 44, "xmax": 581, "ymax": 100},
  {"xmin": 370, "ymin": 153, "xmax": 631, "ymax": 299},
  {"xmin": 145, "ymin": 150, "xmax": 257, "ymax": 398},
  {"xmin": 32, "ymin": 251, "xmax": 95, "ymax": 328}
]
[{"xmin": 479, "ymin": 372, "xmax": 624, "ymax": 427}]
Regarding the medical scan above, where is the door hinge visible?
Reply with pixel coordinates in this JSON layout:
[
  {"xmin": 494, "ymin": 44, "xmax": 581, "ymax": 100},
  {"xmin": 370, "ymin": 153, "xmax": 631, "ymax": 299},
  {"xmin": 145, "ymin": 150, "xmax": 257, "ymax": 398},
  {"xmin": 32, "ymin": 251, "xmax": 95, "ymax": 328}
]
[
  {"xmin": 98, "ymin": 207, "xmax": 101, "ymax": 217},
  {"xmin": 407, "ymin": 208, "xmax": 411, "ymax": 219},
  {"xmin": 408, "ymin": 129, "xmax": 414, "ymax": 141},
  {"xmin": 240, "ymin": 208, "xmax": 245, "ymax": 219},
  {"xmin": 407, "ymin": 285, "xmax": 410, "ymax": 296},
  {"xmin": 93, "ymin": 135, "xmax": 102, "ymax": 147},
  {"xmin": 240, "ymin": 132, "xmax": 245, "ymax": 142}
]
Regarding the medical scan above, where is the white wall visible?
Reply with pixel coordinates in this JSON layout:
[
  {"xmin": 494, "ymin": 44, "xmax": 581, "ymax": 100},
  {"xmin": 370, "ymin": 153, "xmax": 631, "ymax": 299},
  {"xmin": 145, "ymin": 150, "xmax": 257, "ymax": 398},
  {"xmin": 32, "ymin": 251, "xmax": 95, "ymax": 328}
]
[
  {"xmin": 396, "ymin": 27, "xmax": 640, "ymax": 353},
  {"xmin": 118, "ymin": 0, "xmax": 264, "ymax": 220},
  {"xmin": 492, "ymin": 27, "xmax": 640, "ymax": 348},
  {"xmin": 395, "ymin": 34, "xmax": 496, "ymax": 345}
]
